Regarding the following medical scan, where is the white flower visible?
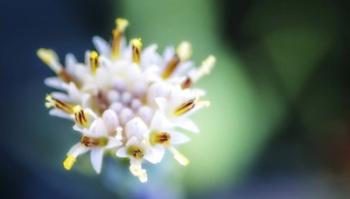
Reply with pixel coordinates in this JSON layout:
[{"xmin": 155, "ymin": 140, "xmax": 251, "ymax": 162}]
[
  {"xmin": 38, "ymin": 18, "xmax": 215, "ymax": 182},
  {"xmin": 148, "ymin": 111, "xmax": 190, "ymax": 165},
  {"xmin": 116, "ymin": 118, "xmax": 159, "ymax": 183},
  {"xmin": 63, "ymin": 110, "xmax": 122, "ymax": 173},
  {"xmin": 154, "ymin": 85, "xmax": 210, "ymax": 133}
]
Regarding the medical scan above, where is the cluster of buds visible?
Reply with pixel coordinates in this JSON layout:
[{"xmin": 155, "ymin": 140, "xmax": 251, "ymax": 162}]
[{"xmin": 37, "ymin": 18, "xmax": 215, "ymax": 182}]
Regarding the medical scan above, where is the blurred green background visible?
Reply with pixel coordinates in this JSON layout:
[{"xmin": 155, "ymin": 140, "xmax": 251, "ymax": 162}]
[{"xmin": 1, "ymin": 0, "xmax": 350, "ymax": 198}]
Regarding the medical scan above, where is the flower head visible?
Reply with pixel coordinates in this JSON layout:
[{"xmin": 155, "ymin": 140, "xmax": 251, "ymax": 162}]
[{"xmin": 38, "ymin": 18, "xmax": 215, "ymax": 182}]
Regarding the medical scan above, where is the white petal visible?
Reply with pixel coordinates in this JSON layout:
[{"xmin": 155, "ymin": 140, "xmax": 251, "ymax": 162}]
[
  {"xmin": 99, "ymin": 56, "xmax": 112, "ymax": 68},
  {"xmin": 102, "ymin": 109, "xmax": 119, "ymax": 133},
  {"xmin": 169, "ymin": 146, "xmax": 189, "ymax": 166},
  {"xmin": 44, "ymin": 77, "xmax": 67, "ymax": 90},
  {"xmin": 150, "ymin": 111, "xmax": 172, "ymax": 130},
  {"xmin": 173, "ymin": 61, "xmax": 193, "ymax": 76},
  {"xmin": 81, "ymin": 94, "xmax": 91, "ymax": 108},
  {"xmin": 67, "ymin": 143, "xmax": 88, "ymax": 157},
  {"xmin": 147, "ymin": 83, "xmax": 171, "ymax": 106},
  {"xmin": 73, "ymin": 125, "xmax": 88, "ymax": 134},
  {"xmin": 145, "ymin": 146, "xmax": 164, "ymax": 164},
  {"xmin": 125, "ymin": 117, "xmax": 149, "ymax": 139},
  {"xmin": 65, "ymin": 53, "xmax": 77, "ymax": 74},
  {"xmin": 169, "ymin": 86, "xmax": 193, "ymax": 107},
  {"xmin": 171, "ymin": 131, "xmax": 190, "ymax": 144},
  {"xmin": 141, "ymin": 44, "xmax": 161, "ymax": 67},
  {"xmin": 162, "ymin": 46, "xmax": 175, "ymax": 66},
  {"xmin": 49, "ymin": 109, "xmax": 73, "ymax": 120},
  {"xmin": 90, "ymin": 119, "xmax": 107, "ymax": 136},
  {"xmin": 120, "ymin": 37, "xmax": 128, "ymax": 52},
  {"xmin": 74, "ymin": 64, "xmax": 90, "ymax": 81},
  {"xmin": 51, "ymin": 92, "xmax": 70, "ymax": 102},
  {"xmin": 129, "ymin": 159, "xmax": 147, "ymax": 182},
  {"xmin": 120, "ymin": 108, "xmax": 134, "ymax": 124},
  {"xmin": 175, "ymin": 118, "xmax": 199, "ymax": 133},
  {"xmin": 106, "ymin": 138, "xmax": 122, "ymax": 149},
  {"xmin": 90, "ymin": 149, "xmax": 104, "ymax": 174},
  {"xmin": 137, "ymin": 106, "xmax": 153, "ymax": 125},
  {"xmin": 67, "ymin": 83, "xmax": 81, "ymax": 102},
  {"xmin": 155, "ymin": 97, "xmax": 167, "ymax": 113},
  {"xmin": 127, "ymin": 136, "xmax": 142, "ymax": 147},
  {"xmin": 92, "ymin": 36, "xmax": 111, "ymax": 56},
  {"xmin": 129, "ymin": 158, "xmax": 147, "ymax": 183},
  {"xmin": 116, "ymin": 147, "xmax": 128, "ymax": 158},
  {"xmin": 84, "ymin": 50, "xmax": 90, "ymax": 66}
]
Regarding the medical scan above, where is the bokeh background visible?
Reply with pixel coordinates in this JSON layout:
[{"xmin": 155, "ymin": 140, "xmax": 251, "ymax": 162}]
[{"xmin": 1, "ymin": 0, "xmax": 350, "ymax": 198}]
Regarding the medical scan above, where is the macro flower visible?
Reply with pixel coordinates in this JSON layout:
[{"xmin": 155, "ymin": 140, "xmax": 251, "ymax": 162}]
[{"xmin": 38, "ymin": 18, "xmax": 215, "ymax": 182}]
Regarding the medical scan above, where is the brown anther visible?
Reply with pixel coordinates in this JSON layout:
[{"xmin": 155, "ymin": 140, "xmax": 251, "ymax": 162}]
[
  {"xmin": 162, "ymin": 55, "xmax": 180, "ymax": 79},
  {"xmin": 181, "ymin": 77, "xmax": 192, "ymax": 89},
  {"xmin": 74, "ymin": 109, "xmax": 89, "ymax": 128},
  {"xmin": 80, "ymin": 136, "xmax": 108, "ymax": 147},
  {"xmin": 45, "ymin": 95, "xmax": 79, "ymax": 114},
  {"xmin": 174, "ymin": 98, "xmax": 196, "ymax": 116},
  {"xmin": 127, "ymin": 145, "xmax": 144, "ymax": 159},
  {"xmin": 58, "ymin": 69, "xmax": 74, "ymax": 83},
  {"xmin": 131, "ymin": 38, "xmax": 142, "ymax": 64},
  {"xmin": 153, "ymin": 132, "xmax": 171, "ymax": 146}
]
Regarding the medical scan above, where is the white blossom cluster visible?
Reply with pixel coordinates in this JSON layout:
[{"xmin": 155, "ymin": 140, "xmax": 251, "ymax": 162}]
[{"xmin": 37, "ymin": 18, "xmax": 215, "ymax": 182}]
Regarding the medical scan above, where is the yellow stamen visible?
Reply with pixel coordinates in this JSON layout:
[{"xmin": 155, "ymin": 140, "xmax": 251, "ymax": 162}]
[
  {"xmin": 150, "ymin": 132, "xmax": 171, "ymax": 146},
  {"xmin": 89, "ymin": 51, "xmax": 99, "ymax": 74},
  {"xmin": 80, "ymin": 136, "xmax": 108, "ymax": 147},
  {"xmin": 131, "ymin": 38, "xmax": 142, "ymax": 64},
  {"xmin": 111, "ymin": 18, "xmax": 129, "ymax": 59},
  {"xmin": 37, "ymin": 48, "xmax": 75, "ymax": 83},
  {"xmin": 74, "ymin": 109, "xmax": 90, "ymax": 128},
  {"xmin": 162, "ymin": 41, "xmax": 192, "ymax": 79},
  {"xmin": 63, "ymin": 155, "xmax": 76, "ymax": 170},
  {"xmin": 176, "ymin": 41, "xmax": 192, "ymax": 62},
  {"xmin": 162, "ymin": 55, "xmax": 180, "ymax": 79},
  {"xmin": 191, "ymin": 55, "xmax": 216, "ymax": 82},
  {"xmin": 169, "ymin": 146, "xmax": 189, "ymax": 166},
  {"xmin": 127, "ymin": 145, "xmax": 144, "ymax": 159},
  {"xmin": 45, "ymin": 94, "xmax": 81, "ymax": 114},
  {"xmin": 174, "ymin": 98, "xmax": 196, "ymax": 116},
  {"xmin": 37, "ymin": 48, "xmax": 61, "ymax": 73}
]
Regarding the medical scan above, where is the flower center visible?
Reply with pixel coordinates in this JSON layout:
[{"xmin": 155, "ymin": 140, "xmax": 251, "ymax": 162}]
[
  {"xmin": 80, "ymin": 136, "xmax": 108, "ymax": 147},
  {"xmin": 127, "ymin": 145, "xmax": 144, "ymax": 159},
  {"xmin": 150, "ymin": 132, "xmax": 171, "ymax": 146}
]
